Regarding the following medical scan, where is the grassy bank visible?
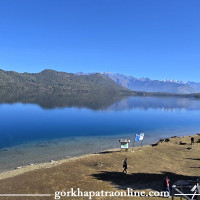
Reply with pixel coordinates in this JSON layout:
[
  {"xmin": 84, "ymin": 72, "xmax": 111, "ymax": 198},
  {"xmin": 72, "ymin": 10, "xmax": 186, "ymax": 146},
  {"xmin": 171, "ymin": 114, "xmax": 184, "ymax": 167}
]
[{"xmin": 0, "ymin": 134, "xmax": 199, "ymax": 200}]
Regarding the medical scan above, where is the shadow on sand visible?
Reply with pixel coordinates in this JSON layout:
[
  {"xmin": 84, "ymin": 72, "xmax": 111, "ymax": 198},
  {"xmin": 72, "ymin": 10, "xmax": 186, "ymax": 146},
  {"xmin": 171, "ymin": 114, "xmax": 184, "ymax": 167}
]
[
  {"xmin": 186, "ymin": 158, "xmax": 200, "ymax": 161},
  {"xmin": 91, "ymin": 171, "xmax": 198, "ymax": 190},
  {"xmin": 97, "ymin": 150, "xmax": 121, "ymax": 155}
]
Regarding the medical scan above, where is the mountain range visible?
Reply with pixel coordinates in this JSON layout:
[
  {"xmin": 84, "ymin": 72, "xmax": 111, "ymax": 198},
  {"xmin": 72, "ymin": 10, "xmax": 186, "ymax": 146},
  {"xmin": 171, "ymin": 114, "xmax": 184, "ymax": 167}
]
[
  {"xmin": 103, "ymin": 73, "xmax": 200, "ymax": 94},
  {"xmin": 76, "ymin": 72, "xmax": 200, "ymax": 94},
  {"xmin": 0, "ymin": 69, "xmax": 200, "ymax": 96}
]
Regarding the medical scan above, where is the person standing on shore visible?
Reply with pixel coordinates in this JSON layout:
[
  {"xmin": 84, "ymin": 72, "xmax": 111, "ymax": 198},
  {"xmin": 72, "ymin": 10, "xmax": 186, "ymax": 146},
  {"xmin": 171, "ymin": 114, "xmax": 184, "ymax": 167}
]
[
  {"xmin": 191, "ymin": 137, "xmax": 195, "ymax": 145},
  {"xmin": 123, "ymin": 158, "xmax": 128, "ymax": 173},
  {"xmin": 164, "ymin": 176, "xmax": 170, "ymax": 197}
]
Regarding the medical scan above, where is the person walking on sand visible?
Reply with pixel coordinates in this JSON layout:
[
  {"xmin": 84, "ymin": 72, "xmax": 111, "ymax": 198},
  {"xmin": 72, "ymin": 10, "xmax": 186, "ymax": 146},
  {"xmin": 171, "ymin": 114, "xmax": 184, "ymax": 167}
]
[
  {"xmin": 191, "ymin": 137, "xmax": 195, "ymax": 145},
  {"xmin": 123, "ymin": 158, "xmax": 128, "ymax": 173}
]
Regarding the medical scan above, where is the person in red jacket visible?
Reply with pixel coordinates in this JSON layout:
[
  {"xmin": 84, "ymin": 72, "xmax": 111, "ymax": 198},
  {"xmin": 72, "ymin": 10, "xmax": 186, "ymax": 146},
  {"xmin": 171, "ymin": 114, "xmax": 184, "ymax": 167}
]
[{"xmin": 164, "ymin": 176, "xmax": 170, "ymax": 197}]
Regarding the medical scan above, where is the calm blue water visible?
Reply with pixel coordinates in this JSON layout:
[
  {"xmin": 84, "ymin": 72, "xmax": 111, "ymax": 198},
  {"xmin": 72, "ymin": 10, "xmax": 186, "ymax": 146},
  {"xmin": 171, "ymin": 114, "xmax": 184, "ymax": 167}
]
[
  {"xmin": 1, "ymin": 96, "xmax": 200, "ymax": 149},
  {"xmin": 0, "ymin": 96, "xmax": 200, "ymax": 171}
]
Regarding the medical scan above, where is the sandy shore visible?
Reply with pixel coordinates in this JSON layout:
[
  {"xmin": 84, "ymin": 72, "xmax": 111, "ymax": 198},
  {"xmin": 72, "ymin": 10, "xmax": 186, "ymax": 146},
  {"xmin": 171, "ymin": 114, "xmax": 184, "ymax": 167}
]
[
  {"xmin": 0, "ymin": 134, "xmax": 199, "ymax": 200},
  {"xmin": 0, "ymin": 152, "xmax": 100, "ymax": 180}
]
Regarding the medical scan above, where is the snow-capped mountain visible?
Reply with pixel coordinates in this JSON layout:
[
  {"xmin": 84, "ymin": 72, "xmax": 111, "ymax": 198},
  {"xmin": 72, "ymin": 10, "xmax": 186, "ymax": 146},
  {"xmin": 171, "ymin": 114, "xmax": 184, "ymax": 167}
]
[
  {"xmin": 75, "ymin": 72, "xmax": 200, "ymax": 94},
  {"xmin": 103, "ymin": 73, "xmax": 200, "ymax": 94}
]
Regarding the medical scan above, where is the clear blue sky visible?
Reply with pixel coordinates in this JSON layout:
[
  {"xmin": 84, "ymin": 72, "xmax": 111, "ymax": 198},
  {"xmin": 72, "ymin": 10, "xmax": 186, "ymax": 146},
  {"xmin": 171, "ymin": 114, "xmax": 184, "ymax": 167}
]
[{"xmin": 0, "ymin": 0, "xmax": 200, "ymax": 81}]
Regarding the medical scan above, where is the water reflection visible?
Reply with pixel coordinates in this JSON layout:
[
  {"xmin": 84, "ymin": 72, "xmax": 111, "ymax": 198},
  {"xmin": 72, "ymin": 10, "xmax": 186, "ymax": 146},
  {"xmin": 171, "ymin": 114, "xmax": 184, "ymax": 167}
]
[
  {"xmin": 0, "ymin": 88, "xmax": 200, "ymax": 111},
  {"xmin": 107, "ymin": 96, "xmax": 200, "ymax": 111},
  {"xmin": 0, "ymin": 88, "xmax": 125, "ymax": 110}
]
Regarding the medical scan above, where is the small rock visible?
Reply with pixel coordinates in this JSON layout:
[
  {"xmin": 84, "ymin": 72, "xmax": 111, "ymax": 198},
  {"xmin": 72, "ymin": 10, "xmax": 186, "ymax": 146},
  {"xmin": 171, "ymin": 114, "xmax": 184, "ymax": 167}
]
[
  {"xmin": 2, "ymin": 148, "xmax": 9, "ymax": 152},
  {"xmin": 94, "ymin": 162, "xmax": 103, "ymax": 167},
  {"xmin": 159, "ymin": 139, "xmax": 164, "ymax": 143},
  {"xmin": 164, "ymin": 138, "xmax": 170, "ymax": 142},
  {"xmin": 151, "ymin": 142, "xmax": 159, "ymax": 147},
  {"xmin": 179, "ymin": 141, "xmax": 187, "ymax": 145},
  {"xmin": 28, "ymin": 163, "xmax": 34, "ymax": 166}
]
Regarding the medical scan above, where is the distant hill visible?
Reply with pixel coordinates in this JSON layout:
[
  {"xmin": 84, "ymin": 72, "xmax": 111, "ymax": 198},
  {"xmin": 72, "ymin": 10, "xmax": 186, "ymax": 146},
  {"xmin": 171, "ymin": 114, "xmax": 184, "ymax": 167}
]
[
  {"xmin": 104, "ymin": 73, "xmax": 200, "ymax": 94},
  {"xmin": 0, "ymin": 69, "xmax": 131, "ymax": 95},
  {"xmin": 1, "ymin": 69, "xmax": 199, "ymax": 98}
]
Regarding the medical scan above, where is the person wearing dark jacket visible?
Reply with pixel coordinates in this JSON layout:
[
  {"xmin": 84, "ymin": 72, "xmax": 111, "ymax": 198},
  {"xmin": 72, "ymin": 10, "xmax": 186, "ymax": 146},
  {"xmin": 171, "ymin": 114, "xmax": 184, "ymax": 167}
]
[
  {"xmin": 123, "ymin": 158, "xmax": 128, "ymax": 173},
  {"xmin": 191, "ymin": 137, "xmax": 195, "ymax": 145}
]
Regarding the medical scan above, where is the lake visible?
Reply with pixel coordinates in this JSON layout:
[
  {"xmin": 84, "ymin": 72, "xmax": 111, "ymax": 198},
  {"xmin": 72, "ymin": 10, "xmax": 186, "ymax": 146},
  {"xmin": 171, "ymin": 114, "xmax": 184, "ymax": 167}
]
[{"xmin": 0, "ymin": 94, "xmax": 200, "ymax": 172}]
